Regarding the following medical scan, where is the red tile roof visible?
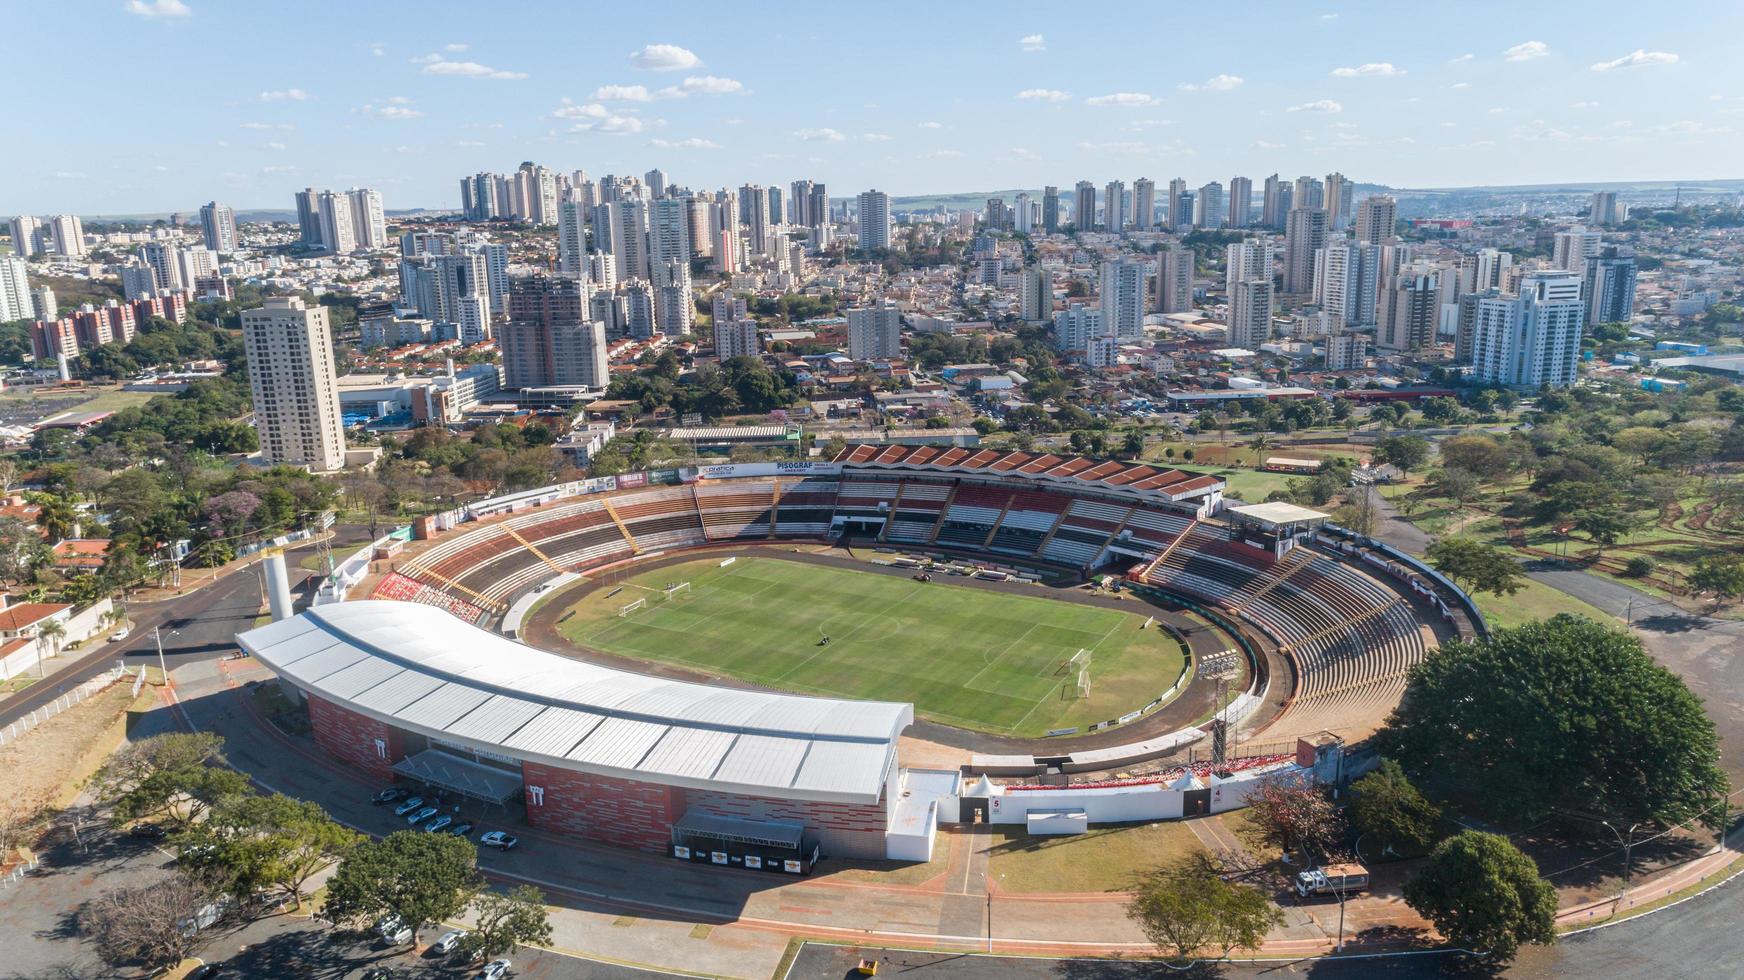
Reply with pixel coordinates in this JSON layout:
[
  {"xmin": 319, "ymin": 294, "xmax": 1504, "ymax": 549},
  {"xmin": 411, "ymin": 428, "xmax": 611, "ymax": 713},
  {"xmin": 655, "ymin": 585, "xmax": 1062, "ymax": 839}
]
[{"xmin": 832, "ymin": 444, "xmax": 1223, "ymax": 502}]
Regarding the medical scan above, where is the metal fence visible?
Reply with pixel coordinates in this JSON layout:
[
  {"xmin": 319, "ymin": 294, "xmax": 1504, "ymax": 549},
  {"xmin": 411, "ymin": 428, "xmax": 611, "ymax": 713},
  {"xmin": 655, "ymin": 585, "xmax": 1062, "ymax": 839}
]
[
  {"xmin": 0, "ymin": 665, "xmax": 130, "ymax": 748},
  {"xmin": 0, "ymin": 856, "xmax": 39, "ymax": 890}
]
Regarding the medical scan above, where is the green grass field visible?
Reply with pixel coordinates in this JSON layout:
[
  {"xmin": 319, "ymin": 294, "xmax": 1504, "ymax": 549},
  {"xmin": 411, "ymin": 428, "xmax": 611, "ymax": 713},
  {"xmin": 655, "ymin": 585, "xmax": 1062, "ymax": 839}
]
[{"xmin": 556, "ymin": 557, "xmax": 1187, "ymax": 737}]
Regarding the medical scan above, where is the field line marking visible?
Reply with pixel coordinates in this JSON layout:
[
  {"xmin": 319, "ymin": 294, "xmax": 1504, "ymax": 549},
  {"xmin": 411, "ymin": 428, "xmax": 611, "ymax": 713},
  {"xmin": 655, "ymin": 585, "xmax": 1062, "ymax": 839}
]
[
  {"xmin": 1004, "ymin": 616, "xmax": 1129, "ymax": 737},
  {"xmin": 962, "ymin": 622, "xmax": 1041, "ymax": 692}
]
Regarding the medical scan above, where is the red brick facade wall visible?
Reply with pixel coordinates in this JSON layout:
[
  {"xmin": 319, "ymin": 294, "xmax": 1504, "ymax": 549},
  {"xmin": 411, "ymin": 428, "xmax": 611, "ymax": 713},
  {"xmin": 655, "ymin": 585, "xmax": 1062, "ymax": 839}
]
[
  {"xmin": 685, "ymin": 788, "xmax": 889, "ymax": 860},
  {"xmin": 520, "ymin": 762, "xmax": 684, "ymax": 852},
  {"xmin": 307, "ymin": 694, "xmax": 401, "ymax": 782}
]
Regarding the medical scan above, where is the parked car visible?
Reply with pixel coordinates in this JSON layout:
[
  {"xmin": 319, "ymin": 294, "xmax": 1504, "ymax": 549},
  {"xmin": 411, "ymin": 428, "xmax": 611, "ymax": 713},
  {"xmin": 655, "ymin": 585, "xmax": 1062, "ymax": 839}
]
[
  {"xmin": 110, "ymin": 627, "xmax": 131, "ymax": 642},
  {"xmin": 393, "ymin": 796, "xmax": 425, "ymax": 816},
  {"xmin": 128, "ymin": 822, "xmax": 166, "ymax": 840},
  {"xmin": 376, "ymin": 915, "xmax": 413, "ymax": 946},
  {"xmin": 372, "ymin": 787, "xmax": 408, "ymax": 805},
  {"xmin": 449, "ymin": 822, "xmax": 475, "ymax": 838},
  {"xmin": 475, "ymin": 959, "xmax": 511, "ymax": 980},
  {"xmin": 423, "ymin": 815, "xmax": 453, "ymax": 834},
  {"xmin": 478, "ymin": 831, "xmax": 518, "ymax": 851},
  {"xmin": 434, "ymin": 929, "xmax": 467, "ymax": 954},
  {"xmin": 406, "ymin": 806, "xmax": 439, "ymax": 826}
]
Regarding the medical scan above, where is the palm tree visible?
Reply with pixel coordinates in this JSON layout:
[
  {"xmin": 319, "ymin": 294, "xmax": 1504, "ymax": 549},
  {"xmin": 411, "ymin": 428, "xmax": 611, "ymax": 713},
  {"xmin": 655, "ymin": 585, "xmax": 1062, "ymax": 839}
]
[
  {"xmin": 35, "ymin": 619, "xmax": 67, "ymax": 675},
  {"xmin": 1248, "ymin": 433, "xmax": 1272, "ymax": 468}
]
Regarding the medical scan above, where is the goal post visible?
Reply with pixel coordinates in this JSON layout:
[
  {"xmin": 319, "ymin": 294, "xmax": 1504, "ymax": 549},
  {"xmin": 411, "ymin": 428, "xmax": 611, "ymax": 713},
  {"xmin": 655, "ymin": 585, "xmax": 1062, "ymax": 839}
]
[
  {"xmin": 1076, "ymin": 667, "xmax": 1091, "ymax": 700},
  {"xmin": 662, "ymin": 581, "xmax": 691, "ymax": 602},
  {"xmin": 618, "ymin": 598, "xmax": 646, "ymax": 617}
]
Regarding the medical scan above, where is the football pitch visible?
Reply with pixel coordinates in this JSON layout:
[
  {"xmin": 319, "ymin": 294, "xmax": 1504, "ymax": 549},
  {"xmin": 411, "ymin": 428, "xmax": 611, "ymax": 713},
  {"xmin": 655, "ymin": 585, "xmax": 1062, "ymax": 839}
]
[{"xmin": 553, "ymin": 556, "xmax": 1188, "ymax": 737}]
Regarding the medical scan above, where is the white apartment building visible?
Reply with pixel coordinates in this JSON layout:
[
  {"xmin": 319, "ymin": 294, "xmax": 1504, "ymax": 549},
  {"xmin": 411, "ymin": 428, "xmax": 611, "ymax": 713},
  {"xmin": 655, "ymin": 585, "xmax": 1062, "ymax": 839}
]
[
  {"xmin": 241, "ymin": 297, "xmax": 346, "ymax": 472},
  {"xmin": 714, "ymin": 318, "xmax": 760, "ymax": 359},
  {"xmin": 1052, "ymin": 303, "xmax": 1103, "ymax": 354},
  {"xmin": 0, "ymin": 256, "xmax": 31, "ymax": 322},
  {"xmin": 1469, "ymin": 271, "xmax": 1584, "ymax": 389},
  {"xmin": 1226, "ymin": 278, "xmax": 1274, "ymax": 349},
  {"xmin": 846, "ymin": 306, "xmax": 901, "ymax": 360},
  {"xmin": 1099, "ymin": 260, "xmax": 1147, "ymax": 339},
  {"xmin": 857, "ymin": 190, "xmax": 891, "ymax": 251}
]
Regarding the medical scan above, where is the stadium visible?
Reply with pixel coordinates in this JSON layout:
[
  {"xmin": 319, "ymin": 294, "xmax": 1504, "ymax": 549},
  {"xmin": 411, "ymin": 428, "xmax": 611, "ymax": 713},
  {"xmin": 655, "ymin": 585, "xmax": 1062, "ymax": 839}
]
[{"xmin": 239, "ymin": 445, "xmax": 1479, "ymax": 870}]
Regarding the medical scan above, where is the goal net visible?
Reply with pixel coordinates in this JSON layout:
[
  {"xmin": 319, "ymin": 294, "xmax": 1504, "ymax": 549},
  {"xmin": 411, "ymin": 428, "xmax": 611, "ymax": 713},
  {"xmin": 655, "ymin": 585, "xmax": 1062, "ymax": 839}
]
[
  {"xmin": 1058, "ymin": 648, "xmax": 1092, "ymax": 675},
  {"xmin": 618, "ymin": 598, "xmax": 646, "ymax": 617},
  {"xmin": 1074, "ymin": 667, "xmax": 1091, "ymax": 700},
  {"xmin": 662, "ymin": 582, "xmax": 691, "ymax": 602}
]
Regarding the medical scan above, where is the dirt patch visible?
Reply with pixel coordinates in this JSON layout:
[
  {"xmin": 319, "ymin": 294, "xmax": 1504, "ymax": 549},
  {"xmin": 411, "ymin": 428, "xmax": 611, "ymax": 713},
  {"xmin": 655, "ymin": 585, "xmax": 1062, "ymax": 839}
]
[{"xmin": 0, "ymin": 682, "xmax": 142, "ymax": 812}]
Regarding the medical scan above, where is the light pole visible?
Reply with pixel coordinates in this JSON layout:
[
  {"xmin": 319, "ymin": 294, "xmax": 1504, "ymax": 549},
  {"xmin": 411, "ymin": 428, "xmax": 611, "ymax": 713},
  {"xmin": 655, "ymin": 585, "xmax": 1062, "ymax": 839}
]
[
  {"xmin": 152, "ymin": 625, "xmax": 177, "ymax": 685},
  {"xmin": 1335, "ymin": 866, "xmax": 1348, "ymax": 952},
  {"xmin": 1601, "ymin": 819, "xmax": 1646, "ymax": 907}
]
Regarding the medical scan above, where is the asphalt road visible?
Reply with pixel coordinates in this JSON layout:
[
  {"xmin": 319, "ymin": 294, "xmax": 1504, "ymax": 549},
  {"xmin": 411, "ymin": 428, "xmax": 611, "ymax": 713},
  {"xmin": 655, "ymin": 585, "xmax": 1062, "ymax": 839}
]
[
  {"xmin": 789, "ymin": 875, "xmax": 1744, "ymax": 978},
  {"xmin": 0, "ymin": 530, "xmax": 368, "ymax": 732}
]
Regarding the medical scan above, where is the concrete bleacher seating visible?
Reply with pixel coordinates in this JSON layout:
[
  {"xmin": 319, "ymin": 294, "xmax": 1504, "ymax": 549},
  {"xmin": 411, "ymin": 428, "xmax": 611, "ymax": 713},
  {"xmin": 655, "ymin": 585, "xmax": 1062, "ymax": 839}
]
[{"xmin": 368, "ymin": 466, "xmax": 1432, "ymax": 745}]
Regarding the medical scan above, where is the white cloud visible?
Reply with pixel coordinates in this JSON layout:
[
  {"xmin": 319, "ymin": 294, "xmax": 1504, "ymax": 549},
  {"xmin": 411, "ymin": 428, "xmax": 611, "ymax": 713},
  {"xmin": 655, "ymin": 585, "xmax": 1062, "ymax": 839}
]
[
  {"xmin": 257, "ymin": 88, "xmax": 309, "ymax": 101},
  {"xmin": 1591, "ymin": 49, "xmax": 1679, "ymax": 72},
  {"xmin": 552, "ymin": 100, "xmax": 608, "ymax": 120},
  {"xmin": 443, "ymin": 42, "xmax": 469, "ymax": 52},
  {"xmin": 1450, "ymin": 82, "xmax": 1471, "ymax": 89},
  {"xmin": 421, "ymin": 59, "xmax": 526, "ymax": 80},
  {"xmin": 1318, "ymin": 12, "xmax": 1338, "ymax": 20},
  {"xmin": 1255, "ymin": 140, "xmax": 1285, "ymax": 150},
  {"xmin": 920, "ymin": 149, "xmax": 964, "ymax": 159},
  {"xmin": 1016, "ymin": 88, "xmax": 1070, "ymax": 103},
  {"xmin": 1503, "ymin": 41, "xmax": 1549, "ymax": 62},
  {"xmin": 123, "ymin": 0, "xmax": 190, "ymax": 18},
  {"xmin": 260, "ymin": 165, "xmax": 297, "ymax": 175},
  {"xmin": 649, "ymin": 137, "xmax": 720, "ymax": 149},
  {"xmin": 1085, "ymin": 92, "xmax": 1156, "ymax": 106},
  {"xmin": 1286, "ymin": 99, "xmax": 1343, "ymax": 113},
  {"xmin": 1571, "ymin": 100, "xmax": 1601, "ymax": 109},
  {"xmin": 1331, "ymin": 62, "xmax": 1404, "ymax": 77},
  {"xmin": 1005, "ymin": 147, "xmax": 1041, "ymax": 160},
  {"xmin": 594, "ymin": 116, "xmax": 643, "ymax": 134},
  {"xmin": 239, "ymin": 122, "xmax": 292, "ymax": 130},
  {"xmin": 551, "ymin": 99, "xmax": 643, "ymax": 134},
  {"xmin": 594, "ymin": 84, "xmax": 654, "ymax": 102},
  {"xmin": 629, "ymin": 44, "xmax": 701, "ymax": 71},
  {"xmin": 1448, "ymin": 53, "xmax": 1475, "ymax": 64},
  {"xmin": 860, "ymin": 132, "xmax": 894, "ymax": 142},
  {"xmin": 363, "ymin": 102, "xmax": 423, "ymax": 120},
  {"xmin": 1019, "ymin": 34, "xmax": 1045, "ymax": 52},
  {"xmin": 793, "ymin": 127, "xmax": 847, "ymax": 142},
  {"xmin": 1180, "ymin": 74, "xmax": 1244, "ymax": 92},
  {"xmin": 370, "ymin": 43, "xmax": 385, "ymax": 57},
  {"xmin": 263, "ymin": 141, "xmax": 286, "ymax": 150},
  {"xmin": 1125, "ymin": 119, "xmax": 1174, "ymax": 131},
  {"xmin": 918, "ymin": 121, "xmax": 944, "ymax": 129},
  {"xmin": 679, "ymin": 75, "xmax": 744, "ymax": 95}
]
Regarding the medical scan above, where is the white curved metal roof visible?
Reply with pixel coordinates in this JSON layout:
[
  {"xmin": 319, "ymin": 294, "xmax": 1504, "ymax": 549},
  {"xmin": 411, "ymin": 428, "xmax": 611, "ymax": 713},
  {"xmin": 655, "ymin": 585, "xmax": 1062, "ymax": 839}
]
[{"xmin": 237, "ymin": 601, "xmax": 913, "ymax": 804}]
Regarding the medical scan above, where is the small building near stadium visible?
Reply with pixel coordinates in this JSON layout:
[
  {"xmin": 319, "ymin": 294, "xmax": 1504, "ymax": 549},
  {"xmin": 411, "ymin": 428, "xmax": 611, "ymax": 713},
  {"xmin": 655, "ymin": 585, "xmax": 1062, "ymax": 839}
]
[{"xmin": 238, "ymin": 601, "xmax": 954, "ymax": 870}]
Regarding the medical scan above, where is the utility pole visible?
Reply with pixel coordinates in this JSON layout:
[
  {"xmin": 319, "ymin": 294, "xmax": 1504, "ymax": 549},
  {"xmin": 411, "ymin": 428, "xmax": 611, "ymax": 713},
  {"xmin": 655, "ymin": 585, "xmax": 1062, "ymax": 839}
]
[{"xmin": 153, "ymin": 625, "xmax": 168, "ymax": 684}]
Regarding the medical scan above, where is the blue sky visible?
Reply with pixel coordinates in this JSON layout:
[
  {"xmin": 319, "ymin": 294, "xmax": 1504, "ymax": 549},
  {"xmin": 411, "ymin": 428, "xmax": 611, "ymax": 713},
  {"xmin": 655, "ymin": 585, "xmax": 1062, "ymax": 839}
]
[{"xmin": 8, "ymin": 0, "xmax": 1744, "ymax": 215}]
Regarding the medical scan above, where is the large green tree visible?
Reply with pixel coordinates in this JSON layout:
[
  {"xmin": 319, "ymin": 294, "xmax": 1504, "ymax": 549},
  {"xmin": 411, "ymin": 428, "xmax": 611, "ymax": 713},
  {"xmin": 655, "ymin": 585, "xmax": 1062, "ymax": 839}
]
[
  {"xmin": 1348, "ymin": 760, "xmax": 1441, "ymax": 856},
  {"xmin": 1425, "ymin": 537, "xmax": 1524, "ymax": 597},
  {"xmin": 321, "ymin": 831, "xmax": 482, "ymax": 944},
  {"xmin": 182, "ymin": 794, "xmax": 362, "ymax": 910},
  {"xmin": 1376, "ymin": 616, "xmax": 1728, "ymax": 831},
  {"xmin": 1125, "ymin": 853, "xmax": 1282, "ymax": 964},
  {"xmin": 458, "ymin": 885, "xmax": 554, "ymax": 962},
  {"xmin": 1403, "ymin": 831, "xmax": 1556, "ymax": 961},
  {"xmin": 94, "ymin": 732, "xmax": 249, "ymax": 829},
  {"xmin": 1241, "ymin": 777, "xmax": 1342, "ymax": 862}
]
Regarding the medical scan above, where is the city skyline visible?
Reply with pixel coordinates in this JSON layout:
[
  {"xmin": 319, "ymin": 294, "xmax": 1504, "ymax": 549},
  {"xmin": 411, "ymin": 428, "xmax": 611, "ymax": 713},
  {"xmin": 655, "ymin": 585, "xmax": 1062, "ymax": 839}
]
[{"xmin": 7, "ymin": 0, "xmax": 1744, "ymax": 215}]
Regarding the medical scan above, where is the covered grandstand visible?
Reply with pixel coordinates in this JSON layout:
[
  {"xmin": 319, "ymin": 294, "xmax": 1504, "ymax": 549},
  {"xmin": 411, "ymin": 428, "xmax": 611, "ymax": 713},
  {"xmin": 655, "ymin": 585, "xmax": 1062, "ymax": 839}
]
[{"xmin": 237, "ymin": 601, "xmax": 941, "ymax": 866}]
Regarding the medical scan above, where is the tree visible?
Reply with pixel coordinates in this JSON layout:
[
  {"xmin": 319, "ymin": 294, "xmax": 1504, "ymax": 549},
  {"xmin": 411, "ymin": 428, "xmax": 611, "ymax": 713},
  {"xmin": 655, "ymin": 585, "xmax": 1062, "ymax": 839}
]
[
  {"xmin": 1688, "ymin": 554, "xmax": 1744, "ymax": 607},
  {"xmin": 1425, "ymin": 466, "xmax": 1481, "ymax": 510},
  {"xmin": 1569, "ymin": 499, "xmax": 1644, "ymax": 554},
  {"xmin": 80, "ymin": 872, "xmax": 220, "ymax": 970},
  {"xmin": 0, "ymin": 787, "xmax": 53, "ymax": 858},
  {"xmin": 1348, "ymin": 760, "xmax": 1441, "ymax": 855},
  {"xmin": 1125, "ymin": 853, "xmax": 1282, "ymax": 965},
  {"xmin": 458, "ymin": 886, "xmax": 554, "ymax": 962},
  {"xmin": 187, "ymin": 794, "xmax": 363, "ymax": 911},
  {"xmin": 1247, "ymin": 432, "xmax": 1272, "ymax": 467},
  {"xmin": 1403, "ymin": 831, "xmax": 1556, "ymax": 961},
  {"xmin": 1376, "ymin": 616, "xmax": 1729, "ymax": 831},
  {"xmin": 94, "ymin": 732, "xmax": 248, "ymax": 829},
  {"xmin": 1375, "ymin": 435, "xmax": 1430, "ymax": 480},
  {"xmin": 321, "ymin": 831, "xmax": 482, "ymax": 944},
  {"xmin": 1424, "ymin": 537, "xmax": 1523, "ymax": 597},
  {"xmin": 1332, "ymin": 486, "xmax": 1381, "ymax": 537},
  {"xmin": 1242, "ymin": 776, "xmax": 1341, "ymax": 862}
]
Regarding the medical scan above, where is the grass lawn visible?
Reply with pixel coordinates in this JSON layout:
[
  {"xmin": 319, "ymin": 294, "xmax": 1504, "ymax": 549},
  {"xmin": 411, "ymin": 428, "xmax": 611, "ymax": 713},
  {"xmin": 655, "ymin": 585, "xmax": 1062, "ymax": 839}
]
[
  {"xmin": 1163, "ymin": 464, "xmax": 1297, "ymax": 504},
  {"xmin": 555, "ymin": 557, "xmax": 1186, "ymax": 737},
  {"xmin": 1472, "ymin": 577, "xmax": 1614, "ymax": 630},
  {"xmin": 987, "ymin": 821, "xmax": 1205, "ymax": 893}
]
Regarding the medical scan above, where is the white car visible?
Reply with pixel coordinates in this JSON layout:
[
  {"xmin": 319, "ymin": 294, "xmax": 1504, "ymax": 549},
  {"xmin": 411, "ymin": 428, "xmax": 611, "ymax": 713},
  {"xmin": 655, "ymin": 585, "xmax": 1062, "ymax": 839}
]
[
  {"xmin": 435, "ymin": 929, "xmax": 467, "ymax": 954},
  {"xmin": 111, "ymin": 628, "xmax": 131, "ymax": 642},
  {"xmin": 475, "ymin": 960, "xmax": 511, "ymax": 980}
]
